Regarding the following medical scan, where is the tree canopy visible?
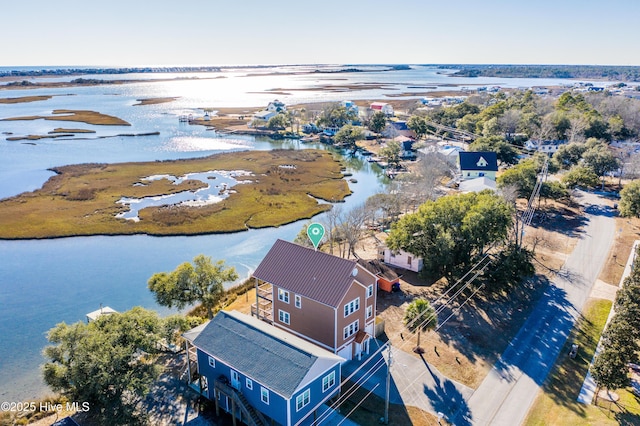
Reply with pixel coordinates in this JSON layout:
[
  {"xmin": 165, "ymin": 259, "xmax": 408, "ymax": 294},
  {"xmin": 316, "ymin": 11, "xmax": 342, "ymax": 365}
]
[
  {"xmin": 368, "ymin": 111, "xmax": 387, "ymax": 135},
  {"xmin": 386, "ymin": 191, "xmax": 513, "ymax": 284},
  {"xmin": 404, "ymin": 298, "xmax": 437, "ymax": 333},
  {"xmin": 43, "ymin": 307, "xmax": 164, "ymax": 424},
  {"xmin": 468, "ymin": 136, "xmax": 519, "ymax": 165},
  {"xmin": 619, "ymin": 180, "xmax": 640, "ymax": 218},
  {"xmin": 333, "ymin": 124, "xmax": 364, "ymax": 147},
  {"xmin": 316, "ymin": 103, "xmax": 358, "ymax": 128},
  {"xmin": 148, "ymin": 254, "xmax": 238, "ymax": 319}
]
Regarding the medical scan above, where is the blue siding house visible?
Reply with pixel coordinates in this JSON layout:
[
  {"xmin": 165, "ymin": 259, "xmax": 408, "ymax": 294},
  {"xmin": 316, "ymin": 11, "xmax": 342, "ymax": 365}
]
[{"xmin": 184, "ymin": 310, "xmax": 343, "ymax": 426}]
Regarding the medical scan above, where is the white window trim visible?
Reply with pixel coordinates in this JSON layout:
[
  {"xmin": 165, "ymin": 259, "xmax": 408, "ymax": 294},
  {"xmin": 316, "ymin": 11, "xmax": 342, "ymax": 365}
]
[
  {"xmin": 246, "ymin": 378, "xmax": 253, "ymax": 390},
  {"xmin": 322, "ymin": 371, "xmax": 335, "ymax": 392},
  {"xmin": 343, "ymin": 297, "xmax": 360, "ymax": 318},
  {"xmin": 261, "ymin": 387, "xmax": 270, "ymax": 405},
  {"xmin": 208, "ymin": 356, "xmax": 215, "ymax": 368},
  {"xmin": 278, "ymin": 289, "xmax": 290, "ymax": 304},
  {"xmin": 367, "ymin": 305, "xmax": 373, "ymax": 319},
  {"xmin": 295, "ymin": 294, "xmax": 301, "ymax": 308},
  {"xmin": 343, "ymin": 320, "xmax": 359, "ymax": 339},
  {"xmin": 367, "ymin": 284, "xmax": 374, "ymax": 298},
  {"xmin": 279, "ymin": 309, "xmax": 290, "ymax": 325},
  {"xmin": 296, "ymin": 389, "xmax": 310, "ymax": 411}
]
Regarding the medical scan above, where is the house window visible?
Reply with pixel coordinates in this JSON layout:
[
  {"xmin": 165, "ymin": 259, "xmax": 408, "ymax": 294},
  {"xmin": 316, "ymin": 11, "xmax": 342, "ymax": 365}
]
[
  {"xmin": 278, "ymin": 289, "xmax": 290, "ymax": 303},
  {"xmin": 343, "ymin": 320, "xmax": 359, "ymax": 339},
  {"xmin": 296, "ymin": 389, "xmax": 310, "ymax": 411},
  {"xmin": 279, "ymin": 309, "xmax": 290, "ymax": 325},
  {"xmin": 261, "ymin": 387, "xmax": 270, "ymax": 405},
  {"xmin": 295, "ymin": 295, "xmax": 301, "ymax": 309},
  {"xmin": 208, "ymin": 356, "xmax": 215, "ymax": 368},
  {"xmin": 246, "ymin": 378, "xmax": 253, "ymax": 390},
  {"xmin": 322, "ymin": 371, "xmax": 336, "ymax": 392},
  {"xmin": 407, "ymin": 256, "xmax": 412, "ymax": 265},
  {"xmin": 367, "ymin": 305, "xmax": 373, "ymax": 319},
  {"xmin": 367, "ymin": 285, "xmax": 374, "ymax": 298},
  {"xmin": 343, "ymin": 298, "xmax": 360, "ymax": 317}
]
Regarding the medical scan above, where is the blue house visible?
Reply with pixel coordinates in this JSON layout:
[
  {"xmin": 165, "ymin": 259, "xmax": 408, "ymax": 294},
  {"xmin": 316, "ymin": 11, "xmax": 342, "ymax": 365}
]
[{"xmin": 184, "ymin": 310, "xmax": 344, "ymax": 426}]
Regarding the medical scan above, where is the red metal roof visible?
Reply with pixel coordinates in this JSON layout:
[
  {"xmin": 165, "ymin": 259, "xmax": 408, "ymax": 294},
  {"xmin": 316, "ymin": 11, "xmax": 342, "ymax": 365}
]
[{"xmin": 253, "ymin": 239, "xmax": 363, "ymax": 308}]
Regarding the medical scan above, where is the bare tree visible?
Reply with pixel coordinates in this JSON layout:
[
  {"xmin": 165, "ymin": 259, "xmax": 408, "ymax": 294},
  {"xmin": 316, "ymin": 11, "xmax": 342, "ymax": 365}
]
[
  {"xmin": 338, "ymin": 203, "xmax": 370, "ymax": 259},
  {"xmin": 533, "ymin": 114, "xmax": 556, "ymax": 141},
  {"xmin": 321, "ymin": 204, "xmax": 343, "ymax": 255},
  {"xmin": 498, "ymin": 109, "xmax": 522, "ymax": 139},
  {"xmin": 567, "ymin": 116, "xmax": 588, "ymax": 143}
]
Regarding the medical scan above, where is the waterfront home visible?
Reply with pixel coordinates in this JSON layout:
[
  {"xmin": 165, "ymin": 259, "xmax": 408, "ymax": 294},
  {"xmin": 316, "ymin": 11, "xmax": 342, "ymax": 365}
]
[
  {"xmin": 267, "ymin": 99, "xmax": 287, "ymax": 112},
  {"xmin": 184, "ymin": 310, "xmax": 342, "ymax": 426},
  {"xmin": 369, "ymin": 102, "xmax": 394, "ymax": 116},
  {"xmin": 525, "ymin": 139, "xmax": 567, "ymax": 155},
  {"xmin": 340, "ymin": 100, "xmax": 359, "ymax": 115},
  {"xmin": 458, "ymin": 151, "xmax": 498, "ymax": 181},
  {"xmin": 86, "ymin": 305, "xmax": 118, "ymax": 323},
  {"xmin": 253, "ymin": 110, "xmax": 277, "ymax": 123},
  {"xmin": 251, "ymin": 239, "xmax": 377, "ymax": 361}
]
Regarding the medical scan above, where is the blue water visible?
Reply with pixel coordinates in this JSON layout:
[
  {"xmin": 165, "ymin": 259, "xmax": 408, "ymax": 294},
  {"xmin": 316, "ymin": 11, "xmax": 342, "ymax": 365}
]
[
  {"xmin": 0, "ymin": 65, "xmax": 615, "ymax": 400},
  {"xmin": 0, "ymin": 69, "xmax": 393, "ymax": 400}
]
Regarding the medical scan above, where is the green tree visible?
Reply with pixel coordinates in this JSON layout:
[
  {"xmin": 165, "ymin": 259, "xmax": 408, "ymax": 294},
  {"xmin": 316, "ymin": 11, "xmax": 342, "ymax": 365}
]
[
  {"xmin": 552, "ymin": 142, "xmax": 587, "ymax": 170},
  {"xmin": 316, "ymin": 103, "xmax": 358, "ymax": 128},
  {"xmin": 148, "ymin": 255, "xmax": 238, "ymax": 319},
  {"xmin": 333, "ymin": 124, "xmax": 364, "ymax": 148},
  {"xmin": 561, "ymin": 165, "xmax": 600, "ymax": 189},
  {"xmin": 582, "ymin": 144, "xmax": 619, "ymax": 189},
  {"xmin": 386, "ymin": 191, "xmax": 513, "ymax": 284},
  {"xmin": 590, "ymin": 348, "xmax": 630, "ymax": 397},
  {"xmin": 540, "ymin": 181, "xmax": 569, "ymax": 202},
  {"xmin": 497, "ymin": 160, "xmax": 537, "ymax": 197},
  {"xmin": 43, "ymin": 307, "xmax": 163, "ymax": 425},
  {"xmin": 619, "ymin": 180, "xmax": 640, "ymax": 218},
  {"xmin": 293, "ymin": 222, "xmax": 315, "ymax": 248},
  {"xmin": 368, "ymin": 111, "xmax": 387, "ymax": 136},
  {"xmin": 469, "ymin": 135, "xmax": 519, "ymax": 165},
  {"xmin": 379, "ymin": 141, "xmax": 402, "ymax": 169},
  {"xmin": 267, "ymin": 113, "xmax": 290, "ymax": 130},
  {"xmin": 407, "ymin": 115, "xmax": 430, "ymax": 139},
  {"xmin": 483, "ymin": 245, "xmax": 535, "ymax": 293},
  {"xmin": 403, "ymin": 298, "xmax": 437, "ymax": 353}
]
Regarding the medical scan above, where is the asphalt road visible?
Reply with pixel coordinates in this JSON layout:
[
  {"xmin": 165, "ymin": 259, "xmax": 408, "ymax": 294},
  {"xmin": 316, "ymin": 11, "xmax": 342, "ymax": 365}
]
[{"xmin": 460, "ymin": 191, "xmax": 617, "ymax": 426}]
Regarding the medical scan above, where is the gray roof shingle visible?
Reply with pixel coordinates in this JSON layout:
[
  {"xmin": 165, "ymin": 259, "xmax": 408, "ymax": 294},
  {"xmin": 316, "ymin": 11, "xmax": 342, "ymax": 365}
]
[
  {"xmin": 253, "ymin": 239, "xmax": 360, "ymax": 308},
  {"xmin": 193, "ymin": 311, "xmax": 341, "ymax": 398}
]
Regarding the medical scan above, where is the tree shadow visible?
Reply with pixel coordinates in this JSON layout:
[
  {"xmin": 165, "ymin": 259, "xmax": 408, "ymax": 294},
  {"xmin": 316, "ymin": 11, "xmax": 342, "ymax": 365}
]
[
  {"xmin": 419, "ymin": 355, "xmax": 472, "ymax": 426},
  {"xmin": 436, "ymin": 275, "xmax": 554, "ymax": 366}
]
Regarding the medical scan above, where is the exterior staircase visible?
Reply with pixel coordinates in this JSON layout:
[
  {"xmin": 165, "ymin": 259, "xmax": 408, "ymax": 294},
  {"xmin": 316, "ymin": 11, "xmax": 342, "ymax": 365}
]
[{"xmin": 214, "ymin": 379, "xmax": 268, "ymax": 426}]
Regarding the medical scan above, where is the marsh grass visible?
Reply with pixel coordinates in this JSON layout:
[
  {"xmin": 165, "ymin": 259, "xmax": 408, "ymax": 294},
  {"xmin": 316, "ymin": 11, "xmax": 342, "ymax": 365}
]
[
  {"xmin": 0, "ymin": 149, "xmax": 350, "ymax": 239},
  {"xmin": 1, "ymin": 109, "xmax": 131, "ymax": 126}
]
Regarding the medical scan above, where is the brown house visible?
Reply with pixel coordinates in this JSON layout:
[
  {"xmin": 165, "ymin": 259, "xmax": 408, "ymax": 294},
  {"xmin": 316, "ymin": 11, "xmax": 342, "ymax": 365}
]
[{"xmin": 251, "ymin": 239, "xmax": 378, "ymax": 361}]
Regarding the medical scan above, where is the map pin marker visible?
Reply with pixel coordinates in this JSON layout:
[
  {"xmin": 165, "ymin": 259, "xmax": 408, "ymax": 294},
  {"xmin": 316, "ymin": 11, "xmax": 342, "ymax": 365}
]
[{"xmin": 307, "ymin": 223, "xmax": 325, "ymax": 250}]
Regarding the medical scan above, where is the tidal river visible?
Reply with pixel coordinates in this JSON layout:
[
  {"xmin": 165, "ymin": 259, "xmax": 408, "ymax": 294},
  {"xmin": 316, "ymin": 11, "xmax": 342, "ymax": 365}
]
[
  {"xmin": 0, "ymin": 84, "xmax": 387, "ymax": 401},
  {"xmin": 0, "ymin": 64, "xmax": 600, "ymax": 400}
]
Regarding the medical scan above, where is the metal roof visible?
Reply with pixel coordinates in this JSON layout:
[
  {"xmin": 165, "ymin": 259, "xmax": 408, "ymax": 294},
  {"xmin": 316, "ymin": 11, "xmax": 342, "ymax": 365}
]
[
  {"xmin": 192, "ymin": 311, "xmax": 342, "ymax": 399},
  {"xmin": 253, "ymin": 239, "xmax": 363, "ymax": 308}
]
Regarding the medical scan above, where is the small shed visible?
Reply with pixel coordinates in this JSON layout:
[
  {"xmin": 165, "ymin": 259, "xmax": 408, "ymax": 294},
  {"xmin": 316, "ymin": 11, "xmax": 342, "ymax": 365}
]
[
  {"xmin": 86, "ymin": 306, "xmax": 118, "ymax": 323},
  {"xmin": 357, "ymin": 259, "xmax": 400, "ymax": 293}
]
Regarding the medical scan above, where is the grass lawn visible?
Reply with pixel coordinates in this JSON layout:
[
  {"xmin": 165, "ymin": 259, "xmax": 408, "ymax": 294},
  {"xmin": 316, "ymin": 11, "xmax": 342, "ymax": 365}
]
[{"xmin": 524, "ymin": 297, "xmax": 640, "ymax": 425}]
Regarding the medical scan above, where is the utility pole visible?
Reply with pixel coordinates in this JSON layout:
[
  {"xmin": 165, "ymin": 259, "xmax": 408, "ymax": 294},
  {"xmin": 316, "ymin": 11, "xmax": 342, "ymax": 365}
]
[{"xmin": 384, "ymin": 343, "xmax": 392, "ymax": 424}]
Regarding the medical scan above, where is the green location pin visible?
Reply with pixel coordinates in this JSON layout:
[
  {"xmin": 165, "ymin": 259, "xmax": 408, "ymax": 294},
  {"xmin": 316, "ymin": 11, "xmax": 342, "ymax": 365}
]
[{"xmin": 307, "ymin": 223, "xmax": 325, "ymax": 250}]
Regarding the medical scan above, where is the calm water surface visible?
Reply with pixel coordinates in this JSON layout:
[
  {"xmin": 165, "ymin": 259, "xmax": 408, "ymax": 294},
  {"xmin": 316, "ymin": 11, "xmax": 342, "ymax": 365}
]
[{"xmin": 0, "ymin": 65, "xmax": 612, "ymax": 400}]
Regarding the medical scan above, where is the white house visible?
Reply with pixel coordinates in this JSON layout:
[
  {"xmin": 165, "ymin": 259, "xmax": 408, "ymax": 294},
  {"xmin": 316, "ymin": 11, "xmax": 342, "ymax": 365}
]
[
  {"xmin": 525, "ymin": 139, "xmax": 567, "ymax": 155},
  {"xmin": 253, "ymin": 110, "xmax": 277, "ymax": 122},
  {"xmin": 380, "ymin": 246, "xmax": 423, "ymax": 272},
  {"xmin": 266, "ymin": 99, "xmax": 286, "ymax": 112},
  {"xmin": 370, "ymin": 102, "xmax": 394, "ymax": 116},
  {"xmin": 458, "ymin": 151, "xmax": 498, "ymax": 181}
]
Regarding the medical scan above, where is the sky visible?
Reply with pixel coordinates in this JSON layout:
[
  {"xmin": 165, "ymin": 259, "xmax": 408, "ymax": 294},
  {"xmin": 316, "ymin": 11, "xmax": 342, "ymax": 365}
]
[{"xmin": 3, "ymin": 0, "xmax": 640, "ymax": 67}]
